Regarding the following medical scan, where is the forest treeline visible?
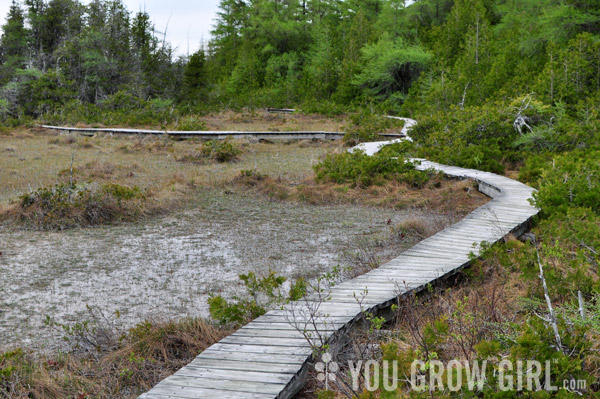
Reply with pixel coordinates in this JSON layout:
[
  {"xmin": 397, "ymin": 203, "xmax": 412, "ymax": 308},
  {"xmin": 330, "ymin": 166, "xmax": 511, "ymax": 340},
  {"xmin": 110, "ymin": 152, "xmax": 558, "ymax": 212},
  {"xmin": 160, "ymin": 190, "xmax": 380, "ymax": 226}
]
[{"xmin": 0, "ymin": 0, "xmax": 598, "ymax": 126}]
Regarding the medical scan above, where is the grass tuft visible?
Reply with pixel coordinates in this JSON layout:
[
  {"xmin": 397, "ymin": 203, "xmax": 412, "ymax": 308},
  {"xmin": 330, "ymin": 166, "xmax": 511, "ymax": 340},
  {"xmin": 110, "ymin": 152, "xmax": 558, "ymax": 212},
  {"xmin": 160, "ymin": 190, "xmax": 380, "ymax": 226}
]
[
  {"xmin": 1, "ymin": 182, "xmax": 147, "ymax": 230},
  {"xmin": 0, "ymin": 317, "xmax": 229, "ymax": 399}
]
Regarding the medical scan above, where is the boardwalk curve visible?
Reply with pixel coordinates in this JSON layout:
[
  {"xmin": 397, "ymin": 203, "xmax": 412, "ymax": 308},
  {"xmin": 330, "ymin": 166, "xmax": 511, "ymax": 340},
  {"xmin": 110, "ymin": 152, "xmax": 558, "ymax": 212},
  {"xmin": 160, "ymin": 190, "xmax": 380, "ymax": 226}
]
[{"xmin": 135, "ymin": 117, "xmax": 538, "ymax": 399}]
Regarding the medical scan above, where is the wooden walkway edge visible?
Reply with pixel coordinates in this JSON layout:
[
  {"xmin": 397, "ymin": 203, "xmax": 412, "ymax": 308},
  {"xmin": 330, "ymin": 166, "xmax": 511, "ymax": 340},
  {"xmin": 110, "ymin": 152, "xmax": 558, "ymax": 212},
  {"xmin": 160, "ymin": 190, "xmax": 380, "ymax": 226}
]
[
  {"xmin": 40, "ymin": 125, "xmax": 406, "ymax": 141},
  {"xmin": 138, "ymin": 119, "xmax": 539, "ymax": 399}
]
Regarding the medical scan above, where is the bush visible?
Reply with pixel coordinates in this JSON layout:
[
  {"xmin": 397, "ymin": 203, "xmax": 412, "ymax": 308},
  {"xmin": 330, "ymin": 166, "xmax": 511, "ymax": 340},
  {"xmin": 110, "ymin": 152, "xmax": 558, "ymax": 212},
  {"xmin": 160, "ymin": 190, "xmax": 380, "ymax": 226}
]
[
  {"xmin": 411, "ymin": 103, "xmax": 521, "ymax": 172},
  {"xmin": 342, "ymin": 109, "xmax": 404, "ymax": 145},
  {"xmin": 533, "ymin": 149, "xmax": 600, "ymax": 215},
  {"xmin": 200, "ymin": 138, "xmax": 242, "ymax": 162},
  {"xmin": 314, "ymin": 143, "xmax": 431, "ymax": 188},
  {"xmin": 208, "ymin": 271, "xmax": 307, "ymax": 327},
  {"xmin": 534, "ymin": 208, "xmax": 600, "ymax": 296},
  {"xmin": 176, "ymin": 139, "xmax": 243, "ymax": 164},
  {"xmin": 0, "ymin": 98, "xmax": 10, "ymax": 123},
  {"xmin": 37, "ymin": 92, "xmax": 180, "ymax": 127},
  {"xmin": 174, "ymin": 115, "xmax": 207, "ymax": 131},
  {"xmin": 7, "ymin": 182, "xmax": 145, "ymax": 230},
  {"xmin": 518, "ymin": 153, "xmax": 552, "ymax": 186}
]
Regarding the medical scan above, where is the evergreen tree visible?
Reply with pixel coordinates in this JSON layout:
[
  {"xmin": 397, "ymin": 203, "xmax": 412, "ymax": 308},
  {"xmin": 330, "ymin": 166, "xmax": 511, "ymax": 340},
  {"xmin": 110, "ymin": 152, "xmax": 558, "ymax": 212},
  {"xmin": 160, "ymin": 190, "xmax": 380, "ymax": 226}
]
[
  {"xmin": 182, "ymin": 49, "xmax": 208, "ymax": 102},
  {"xmin": 0, "ymin": 0, "xmax": 30, "ymax": 82}
]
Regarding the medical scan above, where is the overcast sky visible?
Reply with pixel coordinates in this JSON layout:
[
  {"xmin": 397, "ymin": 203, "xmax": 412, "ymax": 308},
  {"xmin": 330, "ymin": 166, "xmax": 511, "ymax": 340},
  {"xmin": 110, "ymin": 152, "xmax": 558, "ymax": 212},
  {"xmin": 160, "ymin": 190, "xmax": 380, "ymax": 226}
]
[{"xmin": 0, "ymin": 0, "xmax": 221, "ymax": 57}]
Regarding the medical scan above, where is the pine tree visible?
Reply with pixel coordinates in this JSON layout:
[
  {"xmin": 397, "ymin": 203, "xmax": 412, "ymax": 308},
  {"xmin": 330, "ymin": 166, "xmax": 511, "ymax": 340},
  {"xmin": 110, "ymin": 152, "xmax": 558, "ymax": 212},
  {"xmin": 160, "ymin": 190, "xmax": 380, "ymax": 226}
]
[
  {"xmin": 0, "ymin": 0, "xmax": 30, "ymax": 79},
  {"xmin": 182, "ymin": 49, "xmax": 208, "ymax": 102},
  {"xmin": 210, "ymin": 0, "xmax": 248, "ymax": 77}
]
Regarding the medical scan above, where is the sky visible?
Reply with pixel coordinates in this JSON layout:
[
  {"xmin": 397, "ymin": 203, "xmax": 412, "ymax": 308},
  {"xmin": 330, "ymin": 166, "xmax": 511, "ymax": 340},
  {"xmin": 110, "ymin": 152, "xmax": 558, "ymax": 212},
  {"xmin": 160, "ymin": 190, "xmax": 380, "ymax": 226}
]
[{"xmin": 0, "ymin": 0, "xmax": 222, "ymax": 57}]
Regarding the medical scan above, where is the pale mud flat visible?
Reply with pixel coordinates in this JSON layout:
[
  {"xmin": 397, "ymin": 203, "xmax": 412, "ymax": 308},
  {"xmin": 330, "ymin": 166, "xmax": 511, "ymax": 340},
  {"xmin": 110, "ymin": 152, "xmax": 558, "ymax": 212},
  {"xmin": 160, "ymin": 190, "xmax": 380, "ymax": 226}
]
[{"xmin": 0, "ymin": 190, "xmax": 452, "ymax": 351}]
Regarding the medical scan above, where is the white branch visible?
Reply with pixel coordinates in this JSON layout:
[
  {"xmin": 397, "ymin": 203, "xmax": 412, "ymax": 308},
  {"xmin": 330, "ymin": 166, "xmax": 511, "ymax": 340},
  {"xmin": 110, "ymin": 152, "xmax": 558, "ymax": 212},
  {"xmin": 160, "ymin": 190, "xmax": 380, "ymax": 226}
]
[{"xmin": 536, "ymin": 246, "xmax": 562, "ymax": 352}]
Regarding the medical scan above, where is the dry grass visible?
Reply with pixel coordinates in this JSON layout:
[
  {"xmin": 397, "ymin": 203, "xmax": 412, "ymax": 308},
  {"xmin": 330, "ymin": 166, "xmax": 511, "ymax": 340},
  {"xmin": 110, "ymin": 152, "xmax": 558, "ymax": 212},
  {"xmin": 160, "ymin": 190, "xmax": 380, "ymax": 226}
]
[
  {"xmin": 200, "ymin": 110, "xmax": 346, "ymax": 132},
  {"xmin": 1, "ymin": 113, "xmax": 484, "ymax": 228},
  {"xmin": 65, "ymin": 110, "xmax": 347, "ymax": 133},
  {"xmin": 392, "ymin": 262, "xmax": 522, "ymax": 361},
  {"xmin": 0, "ymin": 318, "xmax": 230, "ymax": 399},
  {"xmin": 0, "ymin": 113, "xmax": 487, "ymax": 231},
  {"xmin": 233, "ymin": 171, "xmax": 489, "ymax": 218},
  {"xmin": 0, "ymin": 128, "xmax": 336, "ymax": 222}
]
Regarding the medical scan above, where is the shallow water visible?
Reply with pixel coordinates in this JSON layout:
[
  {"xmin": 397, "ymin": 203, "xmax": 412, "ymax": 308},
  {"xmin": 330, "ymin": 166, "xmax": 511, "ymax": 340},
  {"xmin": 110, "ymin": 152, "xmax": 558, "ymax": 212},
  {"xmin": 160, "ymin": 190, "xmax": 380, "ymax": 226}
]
[{"xmin": 0, "ymin": 190, "xmax": 443, "ymax": 351}]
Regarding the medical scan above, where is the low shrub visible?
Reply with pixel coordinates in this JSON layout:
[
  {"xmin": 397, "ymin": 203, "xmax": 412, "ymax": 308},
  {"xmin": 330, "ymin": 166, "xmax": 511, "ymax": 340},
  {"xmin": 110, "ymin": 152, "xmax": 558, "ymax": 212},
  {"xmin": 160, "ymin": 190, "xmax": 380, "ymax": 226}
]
[
  {"xmin": 533, "ymin": 149, "xmax": 600, "ymax": 216},
  {"xmin": 200, "ymin": 138, "xmax": 242, "ymax": 162},
  {"xmin": 176, "ymin": 139, "xmax": 242, "ymax": 164},
  {"xmin": 342, "ymin": 109, "xmax": 404, "ymax": 146},
  {"xmin": 518, "ymin": 153, "xmax": 552, "ymax": 186},
  {"xmin": 314, "ymin": 143, "xmax": 431, "ymax": 188},
  {"xmin": 173, "ymin": 115, "xmax": 207, "ymax": 131},
  {"xmin": 236, "ymin": 169, "xmax": 268, "ymax": 185},
  {"xmin": 411, "ymin": 103, "xmax": 520, "ymax": 173},
  {"xmin": 4, "ymin": 182, "xmax": 146, "ymax": 230},
  {"xmin": 209, "ymin": 271, "xmax": 307, "ymax": 327},
  {"xmin": 39, "ymin": 92, "xmax": 179, "ymax": 128}
]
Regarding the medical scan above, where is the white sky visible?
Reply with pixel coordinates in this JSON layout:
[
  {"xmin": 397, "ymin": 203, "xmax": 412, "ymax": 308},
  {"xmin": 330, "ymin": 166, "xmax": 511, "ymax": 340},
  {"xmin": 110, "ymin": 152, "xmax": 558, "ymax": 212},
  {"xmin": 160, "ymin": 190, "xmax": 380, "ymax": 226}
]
[{"xmin": 0, "ymin": 0, "xmax": 222, "ymax": 57}]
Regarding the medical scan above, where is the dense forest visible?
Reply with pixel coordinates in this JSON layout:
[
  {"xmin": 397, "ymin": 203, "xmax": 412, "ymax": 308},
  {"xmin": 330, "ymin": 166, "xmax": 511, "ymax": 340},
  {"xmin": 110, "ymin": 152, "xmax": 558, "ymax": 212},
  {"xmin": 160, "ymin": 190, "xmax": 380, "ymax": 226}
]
[
  {"xmin": 1, "ymin": 0, "xmax": 598, "ymax": 123},
  {"xmin": 1, "ymin": 0, "xmax": 600, "ymax": 397}
]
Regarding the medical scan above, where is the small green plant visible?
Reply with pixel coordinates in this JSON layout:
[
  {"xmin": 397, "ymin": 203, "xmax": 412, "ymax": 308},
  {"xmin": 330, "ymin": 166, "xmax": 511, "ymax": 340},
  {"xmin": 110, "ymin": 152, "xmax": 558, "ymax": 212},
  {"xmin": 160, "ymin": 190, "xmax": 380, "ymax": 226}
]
[
  {"xmin": 0, "ymin": 349, "xmax": 24, "ymax": 381},
  {"xmin": 201, "ymin": 138, "xmax": 242, "ymax": 162},
  {"xmin": 208, "ymin": 271, "xmax": 307, "ymax": 327},
  {"xmin": 174, "ymin": 115, "xmax": 207, "ymax": 131},
  {"xmin": 102, "ymin": 184, "xmax": 143, "ymax": 203},
  {"xmin": 44, "ymin": 305, "xmax": 122, "ymax": 352},
  {"xmin": 316, "ymin": 390, "xmax": 335, "ymax": 399}
]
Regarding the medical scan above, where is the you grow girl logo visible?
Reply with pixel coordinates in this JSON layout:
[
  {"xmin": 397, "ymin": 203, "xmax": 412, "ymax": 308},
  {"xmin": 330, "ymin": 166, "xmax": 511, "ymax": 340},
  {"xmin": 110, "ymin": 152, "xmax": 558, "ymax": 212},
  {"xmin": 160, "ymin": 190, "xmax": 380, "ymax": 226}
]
[{"xmin": 315, "ymin": 356, "xmax": 587, "ymax": 393}]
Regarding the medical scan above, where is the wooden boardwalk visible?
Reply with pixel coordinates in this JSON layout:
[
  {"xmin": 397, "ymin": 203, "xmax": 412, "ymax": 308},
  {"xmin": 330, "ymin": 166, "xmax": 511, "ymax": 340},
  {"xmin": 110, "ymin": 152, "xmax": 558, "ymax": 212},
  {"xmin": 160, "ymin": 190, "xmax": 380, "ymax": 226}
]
[
  {"xmin": 39, "ymin": 125, "xmax": 348, "ymax": 140},
  {"xmin": 139, "ymin": 120, "xmax": 538, "ymax": 399},
  {"xmin": 40, "ymin": 125, "xmax": 405, "ymax": 141}
]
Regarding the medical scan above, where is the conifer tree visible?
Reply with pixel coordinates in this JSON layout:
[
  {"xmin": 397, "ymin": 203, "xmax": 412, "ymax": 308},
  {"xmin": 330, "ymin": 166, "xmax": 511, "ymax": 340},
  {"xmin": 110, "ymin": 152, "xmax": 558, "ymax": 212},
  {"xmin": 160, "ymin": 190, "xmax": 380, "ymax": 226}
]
[{"xmin": 0, "ymin": 0, "xmax": 30, "ymax": 82}]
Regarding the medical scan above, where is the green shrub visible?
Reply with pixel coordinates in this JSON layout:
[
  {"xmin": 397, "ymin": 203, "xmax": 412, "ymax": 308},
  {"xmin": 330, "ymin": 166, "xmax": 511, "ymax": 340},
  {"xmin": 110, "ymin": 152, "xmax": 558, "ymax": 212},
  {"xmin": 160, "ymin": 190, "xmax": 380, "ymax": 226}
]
[
  {"xmin": 0, "ymin": 349, "xmax": 24, "ymax": 381},
  {"xmin": 342, "ymin": 109, "xmax": 404, "ymax": 145},
  {"xmin": 37, "ymin": 92, "xmax": 181, "ymax": 128},
  {"xmin": 537, "ymin": 208, "xmax": 600, "ymax": 296},
  {"xmin": 208, "ymin": 271, "xmax": 307, "ymax": 327},
  {"xmin": 533, "ymin": 149, "xmax": 600, "ymax": 215},
  {"xmin": 0, "ymin": 98, "xmax": 10, "ymax": 123},
  {"xmin": 451, "ymin": 144, "xmax": 506, "ymax": 174},
  {"xmin": 174, "ymin": 115, "xmax": 207, "ymax": 131},
  {"xmin": 518, "ymin": 154, "xmax": 552, "ymax": 186},
  {"xmin": 314, "ymin": 143, "xmax": 430, "ymax": 188},
  {"xmin": 201, "ymin": 139, "xmax": 242, "ymax": 163},
  {"xmin": 411, "ymin": 103, "xmax": 523, "ymax": 172},
  {"xmin": 102, "ymin": 184, "xmax": 143, "ymax": 203},
  {"xmin": 12, "ymin": 182, "xmax": 145, "ymax": 230}
]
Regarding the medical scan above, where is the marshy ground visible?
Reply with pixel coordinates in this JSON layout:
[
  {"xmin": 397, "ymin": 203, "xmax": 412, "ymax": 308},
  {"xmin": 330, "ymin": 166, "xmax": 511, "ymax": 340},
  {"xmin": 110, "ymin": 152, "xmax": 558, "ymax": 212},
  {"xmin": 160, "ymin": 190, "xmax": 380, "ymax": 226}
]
[
  {"xmin": 1, "ymin": 190, "xmax": 452, "ymax": 350},
  {"xmin": 0, "ymin": 113, "xmax": 488, "ymax": 352}
]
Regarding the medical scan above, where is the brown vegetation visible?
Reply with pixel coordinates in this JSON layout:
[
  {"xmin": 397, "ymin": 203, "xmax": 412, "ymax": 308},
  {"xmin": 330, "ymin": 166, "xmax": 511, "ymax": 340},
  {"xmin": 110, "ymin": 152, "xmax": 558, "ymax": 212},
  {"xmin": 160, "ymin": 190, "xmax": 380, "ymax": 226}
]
[
  {"xmin": 233, "ymin": 170, "xmax": 488, "ymax": 218},
  {"xmin": 200, "ymin": 110, "xmax": 346, "ymax": 132},
  {"xmin": 1, "ymin": 119, "xmax": 480, "ymax": 230},
  {"xmin": 0, "ymin": 126, "xmax": 332, "ymax": 229},
  {"xmin": 0, "ymin": 317, "xmax": 229, "ymax": 399}
]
